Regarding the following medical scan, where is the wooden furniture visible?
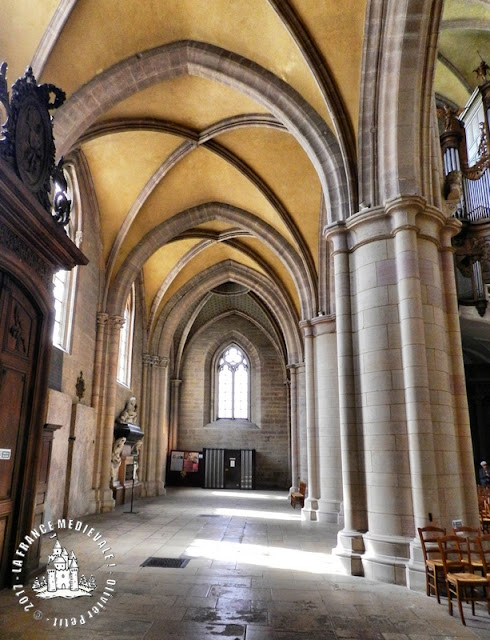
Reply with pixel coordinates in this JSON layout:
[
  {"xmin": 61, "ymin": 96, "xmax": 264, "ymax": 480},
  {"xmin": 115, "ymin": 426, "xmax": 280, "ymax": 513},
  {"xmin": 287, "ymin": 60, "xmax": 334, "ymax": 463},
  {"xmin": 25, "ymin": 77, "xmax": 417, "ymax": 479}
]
[
  {"xmin": 453, "ymin": 526, "xmax": 484, "ymax": 574},
  {"xmin": 0, "ymin": 67, "xmax": 87, "ymax": 589},
  {"xmin": 476, "ymin": 534, "xmax": 490, "ymax": 576},
  {"xmin": 438, "ymin": 534, "xmax": 490, "ymax": 626},
  {"xmin": 290, "ymin": 481, "xmax": 306, "ymax": 509},
  {"xmin": 478, "ymin": 486, "xmax": 490, "ymax": 532},
  {"xmin": 417, "ymin": 525, "xmax": 446, "ymax": 603}
]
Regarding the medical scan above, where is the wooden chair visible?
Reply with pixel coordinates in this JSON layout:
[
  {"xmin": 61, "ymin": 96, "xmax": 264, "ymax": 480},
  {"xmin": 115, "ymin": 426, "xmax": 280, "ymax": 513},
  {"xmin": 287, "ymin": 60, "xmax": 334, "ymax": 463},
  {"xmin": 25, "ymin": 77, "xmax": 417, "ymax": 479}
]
[
  {"xmin": 438, "ymin": 534, "xmax": 490, "ymax": 626},
  {"xmin": 418, "ymin": 525, "xmax": 446, "ymax": 603},
  {"xmin": 476, "ymin": 534, "xmax": 490, "ymax": 576},
  {"xmin": 453, "ymin": 526, "xmax": 484, "ymax": 574},
  {"xmin": 477, "ymin": 486, "xmax": 490, "ymax": 532},
  {"xmin": 290, "ymin": 481, "xmax": 306, "ymax": 509}
]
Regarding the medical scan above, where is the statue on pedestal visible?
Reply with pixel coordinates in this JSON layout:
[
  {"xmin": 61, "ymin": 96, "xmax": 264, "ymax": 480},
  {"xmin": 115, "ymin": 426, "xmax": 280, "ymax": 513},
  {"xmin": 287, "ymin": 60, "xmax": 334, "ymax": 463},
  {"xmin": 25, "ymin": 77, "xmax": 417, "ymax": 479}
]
[
  {"xmin": 132, "ymin": 440, "xmax": 143, "ymax": 481},
  {"xmin": 117, "ymin": 396, "xmax": 138, "ymax": 424}
]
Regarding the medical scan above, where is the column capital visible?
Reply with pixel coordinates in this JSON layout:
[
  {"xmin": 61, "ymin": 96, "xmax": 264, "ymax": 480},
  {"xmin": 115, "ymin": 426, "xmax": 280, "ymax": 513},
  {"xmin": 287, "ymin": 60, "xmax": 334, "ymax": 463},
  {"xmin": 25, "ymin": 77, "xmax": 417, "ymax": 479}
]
[
  {"xmin": 107, "ymin": 314, "xmax": 125, "ymax": 330},
  {"xmin": 310, "ymin": 313, "xmax": 336, "ymax": 335},
  {"xmin": 299, "ymin": 319, "xmax": 314, "ymax": 338},
  {"xmin": 143, "ymin": 353, "xmax": 169, "ymax": 368},
  {"xmin": 323, "ymin": 220, "xmax": 349, "ymax": 253},
  {"xmin": 96, "ymin": 312, "xmax": 109, "ymax": 326}
]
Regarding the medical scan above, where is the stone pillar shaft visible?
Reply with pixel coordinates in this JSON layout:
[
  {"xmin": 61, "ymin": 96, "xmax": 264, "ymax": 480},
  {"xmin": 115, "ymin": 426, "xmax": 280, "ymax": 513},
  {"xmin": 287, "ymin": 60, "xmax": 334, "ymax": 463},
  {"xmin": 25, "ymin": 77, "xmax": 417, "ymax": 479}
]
[
  {"xmin": 288, "ymin": 364, "xmax": 299, "ymax": 492},
  {"xmin": 91, "ymin": 313, "xmax": 108, "ymax": 493},
  {"xmin": 393, "ymin": 221, "xmax": 436, "ymax": 530},
  {"xmin": 313, "ymin": 315, "xmax": 342, "ymax": 523},
  {"xmin": 100, "ymin": 315, "xmax": 124, "ymax": 512},
  {"xmin": 326, "ymin": 222, "xmax": 366, "ymax": 575},
  {"xmin": 169, "ymin": 379, "xmax": 182, "ymax": 451},
  {"xmin": 155, "ymin": 358, "xmax": 169, "ymax": 495},
  {"xmin": 141, "ymin": 354, "xmax": 169, "ymax": 496},
  {"xmin": 301, "ymin": 321, "xmax": 319, "ymax": 520}
]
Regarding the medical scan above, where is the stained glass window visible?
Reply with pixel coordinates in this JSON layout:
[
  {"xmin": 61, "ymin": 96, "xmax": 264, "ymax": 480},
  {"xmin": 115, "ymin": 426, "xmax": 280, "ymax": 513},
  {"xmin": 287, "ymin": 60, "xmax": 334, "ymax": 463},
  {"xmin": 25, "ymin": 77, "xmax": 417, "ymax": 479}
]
[{"xmin": 217, "ymin": 345, "xmax": 249, "ymax": 419}]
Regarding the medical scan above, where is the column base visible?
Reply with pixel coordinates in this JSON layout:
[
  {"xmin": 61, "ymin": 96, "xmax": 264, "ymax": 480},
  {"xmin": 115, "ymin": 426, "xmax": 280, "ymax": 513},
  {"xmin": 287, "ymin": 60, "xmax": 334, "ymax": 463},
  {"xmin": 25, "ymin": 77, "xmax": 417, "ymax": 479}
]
[
  {"xmin": 100, "ymin": 488, "xmax": 115, "ymax": 513},
  {"xmin": 87, "ymin": 489, "xmax": 99, "ymax": 515},
  {"xmin": 361, "ymin": 532, "xmax": 411, "ymax": 585},
  {"xmin": 143, "ymin": 480, "xmax": 166, "ymax": 497},
  {"xmin": 406, "ymin": 538, "xmax": 428, "ymax": 593},
  {"xmin": 156, "ymin": 480, "xmax": 166, "ymax": 496},
  {"xmin": 301, "ymin": 497, "xmax": 319, "ymax": 521},
  {"xmin": 333, "ymin": 528, "xmax": 365, "ymax": 576},
  {"xmin": 317, "ymin": 498, "xmax": 342, "ymax": 524}
]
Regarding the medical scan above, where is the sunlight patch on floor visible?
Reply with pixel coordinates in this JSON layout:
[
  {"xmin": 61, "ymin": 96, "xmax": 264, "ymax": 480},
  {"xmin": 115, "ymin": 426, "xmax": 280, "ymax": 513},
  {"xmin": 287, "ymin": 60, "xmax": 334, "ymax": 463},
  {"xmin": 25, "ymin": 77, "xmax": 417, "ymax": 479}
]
[
  {"xmin": 214, "ymin": 507, "xmax": 301, "ymax": 521},
  {"xmin": 185, "ymin": 538, "xmax": 346, "ymax": 575},
  {"xmin": 211, "ymin": 491, "xmax": 288, "ymax": 501}
]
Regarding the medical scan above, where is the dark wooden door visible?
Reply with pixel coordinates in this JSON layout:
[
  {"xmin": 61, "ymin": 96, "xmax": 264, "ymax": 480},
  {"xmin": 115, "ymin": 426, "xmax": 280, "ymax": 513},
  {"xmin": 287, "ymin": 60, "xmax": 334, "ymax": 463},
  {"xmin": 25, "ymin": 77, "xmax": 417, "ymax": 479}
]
[
  {"xmin": 0, "ymin": 273, "xmax": 39, "ymax": 588},
  {"xmin": 224, "ymin": 449, "xmax": 241, "ymax": 489}
]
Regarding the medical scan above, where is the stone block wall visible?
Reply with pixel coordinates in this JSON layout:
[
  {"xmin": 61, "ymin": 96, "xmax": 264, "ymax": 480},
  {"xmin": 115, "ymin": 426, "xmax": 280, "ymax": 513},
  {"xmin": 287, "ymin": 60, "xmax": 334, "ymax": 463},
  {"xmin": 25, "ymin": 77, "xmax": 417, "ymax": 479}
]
[
  {"xmin": 178, "ymin": 314, "xmax": 289, "ymax": 489},
  {"xmin": 45, "ymin": 389, "xmax": 72, "ymax": 522}
]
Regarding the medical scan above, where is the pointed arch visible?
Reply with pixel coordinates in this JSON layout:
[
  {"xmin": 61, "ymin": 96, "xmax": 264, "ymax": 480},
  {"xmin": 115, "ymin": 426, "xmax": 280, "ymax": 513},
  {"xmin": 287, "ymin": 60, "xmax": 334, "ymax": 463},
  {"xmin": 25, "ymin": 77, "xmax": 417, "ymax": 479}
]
[
  {"xmin": 152, "ymin": 260, "xmax": 303, "ymax": 366},
  {"xmin": 53, "ymin": 40, "xmax": 352, "ymax": 223},
  {"xmin": 358, "ymin": 0, "xmax": 444, "ymax": 207},
  {"xmin": 107, "ymin": 202, "xmax": 315, "ymax": 321}
]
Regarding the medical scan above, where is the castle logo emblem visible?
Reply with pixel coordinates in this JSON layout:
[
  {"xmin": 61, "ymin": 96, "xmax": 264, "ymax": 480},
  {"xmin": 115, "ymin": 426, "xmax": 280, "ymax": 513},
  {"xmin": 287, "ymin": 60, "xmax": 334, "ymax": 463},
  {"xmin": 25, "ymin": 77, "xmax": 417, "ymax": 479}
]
[
  {"xmin": 11, "ymin": 518, "xmax": 117, "ymax": 628},
  {"xmin": 32, "ymin": 538, "xmax": 96, "ymax": 599}
]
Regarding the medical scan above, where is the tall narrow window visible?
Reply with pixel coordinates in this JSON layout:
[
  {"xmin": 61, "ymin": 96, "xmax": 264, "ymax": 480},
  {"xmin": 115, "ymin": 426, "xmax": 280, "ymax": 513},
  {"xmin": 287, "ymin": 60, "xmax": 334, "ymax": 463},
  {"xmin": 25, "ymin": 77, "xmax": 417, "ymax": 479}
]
[
  {"xmin": 52, "ymin": 168, "xmax": 79, "ymax": 351},
  {"xmin": 117, "ymin": 285, "xmax": 135, "ymax": 387},
  {"xmin": 217, "ymin": 345, "xmax": 249, "ymax": 419}
]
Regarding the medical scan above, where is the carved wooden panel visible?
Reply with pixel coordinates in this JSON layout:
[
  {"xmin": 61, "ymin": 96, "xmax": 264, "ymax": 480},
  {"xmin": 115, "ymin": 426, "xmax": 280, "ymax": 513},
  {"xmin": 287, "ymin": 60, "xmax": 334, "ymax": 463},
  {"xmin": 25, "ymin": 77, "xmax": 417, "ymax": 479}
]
[{"xmin": 0, "ymin": 274, "xmax": 38, "ymax": 587}]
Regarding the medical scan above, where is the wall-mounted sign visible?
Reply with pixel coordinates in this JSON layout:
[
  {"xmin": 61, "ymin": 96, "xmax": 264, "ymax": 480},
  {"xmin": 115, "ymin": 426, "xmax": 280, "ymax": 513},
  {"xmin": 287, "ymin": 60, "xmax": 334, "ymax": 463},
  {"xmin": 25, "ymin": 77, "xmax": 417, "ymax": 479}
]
[{"xmin": 0, "ymin": 449, "xmax": 11, "ymax": 460}]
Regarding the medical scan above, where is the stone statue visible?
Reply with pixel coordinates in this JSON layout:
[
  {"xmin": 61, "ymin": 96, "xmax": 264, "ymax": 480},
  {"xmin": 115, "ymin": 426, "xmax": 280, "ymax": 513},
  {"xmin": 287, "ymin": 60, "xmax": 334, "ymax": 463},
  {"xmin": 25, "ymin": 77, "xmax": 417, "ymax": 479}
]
[
  {"xmin": 474, "ymin": 58, "xmax": 490, "ymax": 84},
  {"xmin": 477, "ymin": 122, "xmax": 488, "ymax": 160},
  {"xmin": 437, "ymin": 105, "xmax": 461, "ymax": 133},
  {"xmin": 132, "ymin": 440, "xmax": 143, "ymax": 481},
  {"xmin": 111, "ymin": 437, "xmax": 126, "ymax": 484},
  {"xmin": 118, "ymin": 396, "xmax": 138, "ymax": 424}
]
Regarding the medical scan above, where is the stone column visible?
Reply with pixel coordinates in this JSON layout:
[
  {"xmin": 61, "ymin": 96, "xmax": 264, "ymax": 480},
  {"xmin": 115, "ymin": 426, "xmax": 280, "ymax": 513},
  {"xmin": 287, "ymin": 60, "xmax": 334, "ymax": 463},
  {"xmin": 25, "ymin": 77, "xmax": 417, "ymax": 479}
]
[
  {"xmin": 155, "ymin": 356, "xmax": 169, "ymax": 495},
  {"xmin": 300, "ymin": 321, "xmax": 320, "ymax": 520},
  {"xmin": 335, "ymin": 196, "xmax": 478, "ymax": 587},
  {"xmin": 439, "ymin": 221, "xmax": 479, "ymax": 525},
  {"xmin": 287, "ymin": 364, "xmax": 300, "ymax": 494},
  {"xmin": 313, "ymin": 314, "xmax": 342, "ymax": 523},
  {"xmin": 90, "ymin": 312, "xmax": 108, "ymax": 504},
  {"xmin": 99, "ymin": 315, "xmax": 125, "ymax": 513},
  {"xmin": 325, "ymin": 221, "xmax": 366, "ymax": 575},
  {"xmin": 169, "ymin": 379, "xmax": 182, "ymax": 451},
  {"xmin": 356, "ymin": 201, "xmax": 439, "ymax": 584},
  {"xmin": 407, "ymin": 215, "xmax": 477, "ymax": 591},
  {"xmin": 295, "ymin": 363, "xmax": 308, "ymax": 482},
  {"xmin": 141, "ymin": 354, "xmax": 169, "ymax": 496},
  {"xmin": 92, "ymin": 312, "xmax": 108, "ymax": 418},
  {"xmin": 140, "ymin": 353, "xmax": 152, "ymax": 495}
]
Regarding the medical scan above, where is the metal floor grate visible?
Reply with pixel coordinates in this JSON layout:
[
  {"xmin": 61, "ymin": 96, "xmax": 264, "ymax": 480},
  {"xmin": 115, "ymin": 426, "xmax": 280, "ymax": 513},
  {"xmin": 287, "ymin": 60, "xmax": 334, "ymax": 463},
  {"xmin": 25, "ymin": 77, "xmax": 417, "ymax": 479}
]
[{"xmin": 141, "ymin": 557, "xmax": 190, "ymax": 568}]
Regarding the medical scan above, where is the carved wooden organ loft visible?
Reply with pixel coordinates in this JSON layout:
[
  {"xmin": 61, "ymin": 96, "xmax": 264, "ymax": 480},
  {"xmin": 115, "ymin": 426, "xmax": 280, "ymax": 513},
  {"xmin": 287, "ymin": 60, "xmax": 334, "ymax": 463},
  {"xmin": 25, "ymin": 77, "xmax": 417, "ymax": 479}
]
[{"xmin": 439, "ymin": 59, "xmax": 490, "ymax": 317}]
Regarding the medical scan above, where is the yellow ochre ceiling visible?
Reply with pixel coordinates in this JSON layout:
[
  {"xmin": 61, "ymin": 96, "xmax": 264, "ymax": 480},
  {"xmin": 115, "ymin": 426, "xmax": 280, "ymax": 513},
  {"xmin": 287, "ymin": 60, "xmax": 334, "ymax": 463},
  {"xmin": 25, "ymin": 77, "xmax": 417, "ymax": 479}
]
[{"xmin": 1, "ymin": 0, "xmax": 488, "ymax": 339}]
